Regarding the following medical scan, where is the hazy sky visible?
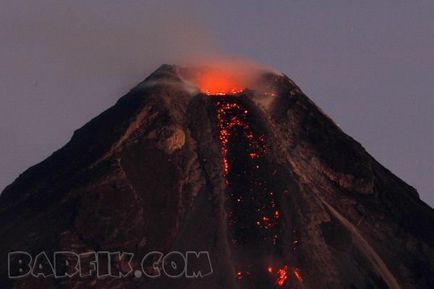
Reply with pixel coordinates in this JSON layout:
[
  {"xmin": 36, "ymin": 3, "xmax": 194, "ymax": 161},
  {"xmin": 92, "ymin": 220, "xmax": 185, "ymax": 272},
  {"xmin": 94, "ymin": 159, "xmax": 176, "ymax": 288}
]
[{"xmin": 0, "ymin": 0, "xmax": 433, "ymax": 207}]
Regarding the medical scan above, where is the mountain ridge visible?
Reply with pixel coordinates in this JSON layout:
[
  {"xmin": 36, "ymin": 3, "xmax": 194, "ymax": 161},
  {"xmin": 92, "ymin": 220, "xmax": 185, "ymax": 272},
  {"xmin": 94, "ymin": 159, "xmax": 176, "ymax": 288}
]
[{"xmin": 0, "ymin": 64, "xmax": 433, "ymax": 289}]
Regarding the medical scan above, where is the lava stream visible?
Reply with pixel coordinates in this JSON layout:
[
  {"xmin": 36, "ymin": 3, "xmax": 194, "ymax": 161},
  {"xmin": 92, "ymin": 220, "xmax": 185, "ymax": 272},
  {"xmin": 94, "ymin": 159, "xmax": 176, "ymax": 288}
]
[{"xmin": 211, "ymin": 95, "xmax": 303, "ymax": 288}]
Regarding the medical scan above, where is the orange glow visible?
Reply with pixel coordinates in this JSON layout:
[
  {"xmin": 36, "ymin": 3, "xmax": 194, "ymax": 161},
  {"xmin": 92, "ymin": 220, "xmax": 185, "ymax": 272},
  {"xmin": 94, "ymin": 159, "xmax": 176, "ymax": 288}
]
[
  {"xmin": 267, "ymin": 265, "xmax": 303, "ymax": 287},
  {"xmin": 215, "ymin": 101, "xmax": 255, "ymax": 175},
  {"xmin": 249, "ymin": 152, "xmax": 259, "ymax": 159},
  {"xmin": 274, "ymin": 210, "xmax": 280, "ymax": 218},
  {"xmin": 276, "ymin": 265, "xmax": 289, "ymax": 287},
  {"xmin": 293, "ymin": 268, "xmax": 303, "ymax": 283},
  {"xmin": 195, "ymin": 68, "xmax": 245, "ymax": 95}
]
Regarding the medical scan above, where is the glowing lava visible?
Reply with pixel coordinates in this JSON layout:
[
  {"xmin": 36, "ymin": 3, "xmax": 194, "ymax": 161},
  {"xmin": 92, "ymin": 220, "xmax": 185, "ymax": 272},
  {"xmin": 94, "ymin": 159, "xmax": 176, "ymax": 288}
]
[
  {"xmin": 293, "ymin": 268, "xmax": 303, "ymax": 283},
  {"xmin": 212, "ymin": 95, "xmax": 303, "ymax": 288},
  {"xmin": 276, "ymin": 266, "xmax": 289, "ymax": 287},
  {"xmin": 215, "ymin": 101, "xmax": 257, "ymax": 176},
  {"xmin": 266, "ymin": 265, "xmax": 304, "ymax": 288},
  {"xmin": 195, "ymin": 68, "xmax": 246, "ymax": 95}
]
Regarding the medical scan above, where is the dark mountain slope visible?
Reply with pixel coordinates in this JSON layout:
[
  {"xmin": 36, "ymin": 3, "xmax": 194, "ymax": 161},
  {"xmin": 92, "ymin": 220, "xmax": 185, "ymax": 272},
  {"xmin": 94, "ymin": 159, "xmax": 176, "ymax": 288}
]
[{"xmin": 0, "ymin": 65, "xmax": 433, "ymax": 289}]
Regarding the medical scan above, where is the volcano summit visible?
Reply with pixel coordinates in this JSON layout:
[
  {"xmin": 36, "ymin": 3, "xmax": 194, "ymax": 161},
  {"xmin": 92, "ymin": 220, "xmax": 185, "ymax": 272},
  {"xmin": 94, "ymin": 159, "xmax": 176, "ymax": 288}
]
[{"xmin": 0, "ymin": 65, "xmax": 433, "ymax": 289}]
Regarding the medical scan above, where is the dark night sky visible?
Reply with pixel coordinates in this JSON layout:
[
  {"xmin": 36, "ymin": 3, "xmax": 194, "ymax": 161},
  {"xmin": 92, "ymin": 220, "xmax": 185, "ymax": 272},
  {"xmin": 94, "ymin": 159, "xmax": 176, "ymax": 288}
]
[{"xmin": 0, "ymin": 0, "xmax": 433, "ymax": 206}]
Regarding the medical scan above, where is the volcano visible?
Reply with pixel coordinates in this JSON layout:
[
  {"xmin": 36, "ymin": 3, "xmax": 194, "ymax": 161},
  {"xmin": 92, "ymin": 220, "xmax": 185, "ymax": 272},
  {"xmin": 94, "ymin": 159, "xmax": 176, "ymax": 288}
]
[{"xmin": 0, "ymin": 64, "xmax": 433, "ymax": 289}]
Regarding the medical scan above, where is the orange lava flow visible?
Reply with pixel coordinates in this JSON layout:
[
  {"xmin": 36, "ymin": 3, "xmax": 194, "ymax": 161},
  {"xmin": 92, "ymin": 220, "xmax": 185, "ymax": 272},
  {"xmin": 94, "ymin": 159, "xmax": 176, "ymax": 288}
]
[
  {"xmin": 276, "ymin": 265, "xmax": 289, "ymax": 287},
  {"xmin": 215, "ymin": 101, "xmax": 255, "ymax": 176},
  {"xmin": 267, "ymin": 265, "xmax": 304, "ymax": 288},
  {"xmin": 293, "ymin": 268, "xmax": 303, "ymax": 283},
  {"xmin": 196, "ymin": 69, "xmax": 245, "ymax": 95},
  {"xmin": 214, "ymin": 98, "xmax": 302, "ymax": 288}
]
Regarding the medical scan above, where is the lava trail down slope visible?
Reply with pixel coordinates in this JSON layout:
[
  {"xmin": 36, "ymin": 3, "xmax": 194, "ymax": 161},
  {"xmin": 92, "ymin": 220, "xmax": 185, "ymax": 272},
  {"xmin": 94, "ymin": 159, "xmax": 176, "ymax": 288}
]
[{"xmin": 0, "ymin": 64, "xmax": 433, "ymax": 289}]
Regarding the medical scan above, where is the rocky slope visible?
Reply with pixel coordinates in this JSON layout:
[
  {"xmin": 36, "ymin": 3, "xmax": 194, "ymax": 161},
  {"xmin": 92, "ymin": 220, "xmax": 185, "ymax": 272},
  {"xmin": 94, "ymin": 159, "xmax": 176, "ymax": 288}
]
[{"xmin": 0, "ymin": 65, "xmax": 433, "ymax": 289}]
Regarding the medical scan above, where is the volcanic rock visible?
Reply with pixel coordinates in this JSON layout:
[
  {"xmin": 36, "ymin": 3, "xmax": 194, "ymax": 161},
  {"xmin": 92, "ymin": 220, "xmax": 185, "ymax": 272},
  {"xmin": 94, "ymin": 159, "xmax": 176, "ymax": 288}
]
[{"xmin": 0, "ymin": 64, "xmax": 433, "ymax": 289}]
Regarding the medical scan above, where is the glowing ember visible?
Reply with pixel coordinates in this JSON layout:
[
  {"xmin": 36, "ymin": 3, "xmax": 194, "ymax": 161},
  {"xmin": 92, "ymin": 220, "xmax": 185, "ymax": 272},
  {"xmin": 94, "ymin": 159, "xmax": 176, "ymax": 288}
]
[
  {"xmin": 293, "ymin": 268, "xmax": 303, "ymax": 283},
  {"xmin": 213, "ymin": 96, "xmax": 296, "ymax": 287},
  {"xmin": 276, "ymin": 265, "xmax": 289, "ymax": 287},
  {"xmin": 267, "ymin": 265, "xmax": 303, "ymax": 287},
  {"xmin": 215, "ymin": 101, "xmax": 257, "ymax": 176},
  {"xmin": 274, "ymin": 210, "xmax": 280, "ymax": 218},
  {"xmin": 249, "ymin": 152, "xmax": 259, "ymax": 159}
]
